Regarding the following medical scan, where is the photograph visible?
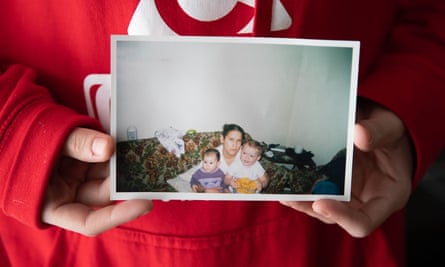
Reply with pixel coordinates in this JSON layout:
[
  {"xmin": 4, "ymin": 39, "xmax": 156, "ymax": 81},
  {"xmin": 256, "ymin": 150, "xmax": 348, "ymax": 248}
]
[{"xmin": 110, "ymin": 35, "xmax": 359, "ymax": 201}]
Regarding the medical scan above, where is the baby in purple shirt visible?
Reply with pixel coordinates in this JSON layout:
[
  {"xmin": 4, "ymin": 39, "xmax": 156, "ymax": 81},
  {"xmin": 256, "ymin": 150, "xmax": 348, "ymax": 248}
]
[{"xmin": 190, "ymin": 148, "xmax": 228, "ymax": 193}]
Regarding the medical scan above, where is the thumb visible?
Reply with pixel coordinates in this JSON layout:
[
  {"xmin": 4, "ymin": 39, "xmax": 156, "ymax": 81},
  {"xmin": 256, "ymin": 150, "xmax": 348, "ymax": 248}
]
[
  {"xmin": 63, "ymin": 127, "xmax": 114, "ymax": 162},
  {"xmin": 354, "ymin": 108, "xmax": 405, "ymax": 151}
]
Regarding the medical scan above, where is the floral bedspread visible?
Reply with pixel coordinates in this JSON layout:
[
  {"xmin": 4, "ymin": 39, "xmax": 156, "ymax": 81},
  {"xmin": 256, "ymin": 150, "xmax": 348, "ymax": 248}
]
[{"xmin": 116, "ymin": 131, "xmax": 320, "ymax": 194}]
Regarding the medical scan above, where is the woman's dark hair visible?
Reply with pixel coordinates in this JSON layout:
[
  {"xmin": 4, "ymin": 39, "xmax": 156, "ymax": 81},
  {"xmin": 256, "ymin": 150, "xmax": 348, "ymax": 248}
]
[{"xmin": 222, "ymin": 123, "xmax": 245, "ymax": 141}]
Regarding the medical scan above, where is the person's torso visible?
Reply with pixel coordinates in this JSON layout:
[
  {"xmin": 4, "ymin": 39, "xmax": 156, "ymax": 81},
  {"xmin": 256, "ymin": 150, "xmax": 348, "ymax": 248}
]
[
  {"xmin": 193, "ymin": 168, "xmax": 224, "ymax": 187},
  {"xmin": 231, "ymin": 160, "xmax": 264, "ymax": 180},
  {"xmin": 0, "ymin": 0, "xmax": 398, "ymax": 236},
  {"xmin": 0, "ymin": 2, "xmax": 405, "ymax": 266}
]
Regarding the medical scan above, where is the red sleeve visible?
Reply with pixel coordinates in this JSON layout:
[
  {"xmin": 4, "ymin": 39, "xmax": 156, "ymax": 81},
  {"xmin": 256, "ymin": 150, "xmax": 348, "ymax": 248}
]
[
  {"xmin": 358, "ymin": 0, "xmax": 445, "ymax": 187},
  {"xmin": 0, "ymin": 64, "xmax": 102, "ymax": 228}
]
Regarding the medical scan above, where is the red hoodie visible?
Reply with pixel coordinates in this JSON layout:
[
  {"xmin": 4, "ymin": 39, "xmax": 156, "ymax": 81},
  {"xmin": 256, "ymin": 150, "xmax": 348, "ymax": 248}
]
[{"xmin": 1, "ymin": 1, "xmax": 445, "ymax": 266}]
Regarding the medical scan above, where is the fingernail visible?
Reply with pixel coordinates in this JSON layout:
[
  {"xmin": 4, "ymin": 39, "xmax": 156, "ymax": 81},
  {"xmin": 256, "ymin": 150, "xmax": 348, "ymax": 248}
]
[{"xmin": 92, "ymin": 138, "xmax": 107, "ymax": 156}]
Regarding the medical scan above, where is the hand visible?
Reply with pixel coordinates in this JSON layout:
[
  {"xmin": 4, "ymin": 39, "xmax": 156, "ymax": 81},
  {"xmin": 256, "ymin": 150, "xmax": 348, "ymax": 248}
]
[
  {"xmin": 41, "ymin": 128, "xmax": 153, "ymax": 236},
  {"xmin": 192, "ymin": 184, "xmax": 205, "ymax": 193},
  {"xmin": 191, "ymin": 184, "xmax": 199, "ymax": 192},
  {"xmin": 281, "ymin": 101, "xmax": 413, "ymax": 237},
  {"xmin": 256, "ymin": 180, "xmax": 263, "ymax": 192},
  {"xmin": 230, "ymin": 178, "xmax": 238, "ymax": 188},
  {"xmin": 224, "ymin": 174, "xmax": 233, "ymax": 186}
]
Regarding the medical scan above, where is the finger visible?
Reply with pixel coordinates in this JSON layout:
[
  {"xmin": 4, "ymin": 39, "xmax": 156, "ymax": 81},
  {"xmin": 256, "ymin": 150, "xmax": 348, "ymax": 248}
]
[
  {"xmin": 279, "ymin": 201, "xmax": 334, "ymax": 224},
  {"xmin": 76, "ymin": 177, "xmax": 111, "ymax": 206},
  {"xmin": 57, "ymin": 156, "xmax": 89, "ymax": 180},
  {"xmin": 63, "ymin": 128, "xmax": 114, "ymax": 162},
  {"xmin": 86, "ymin": 161, "xmax": 110, "ymax": 180},
  {"xmin": 354, "ymin": 108, "xmax": 405, "ymax": 151},
  {"xmin": 43, "ymin": 199, "xmax": 153, "ymax": 236},
  {"xmin": 312, "ymin": 198, "xmax": 392, "ymax": 238},
  {"xmin": 58, "ymin": 158, "xmax": 109, "ymax": 182}
]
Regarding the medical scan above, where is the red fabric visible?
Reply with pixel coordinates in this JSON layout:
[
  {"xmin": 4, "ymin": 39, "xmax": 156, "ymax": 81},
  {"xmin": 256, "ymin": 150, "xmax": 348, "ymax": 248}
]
[
  {"xmin": 0, "ymin": 65, "xmax": 102, "ymax": 227},
  {"xmin": 1, "ymin": 1, "xmax": 445, "ymax": 266}
]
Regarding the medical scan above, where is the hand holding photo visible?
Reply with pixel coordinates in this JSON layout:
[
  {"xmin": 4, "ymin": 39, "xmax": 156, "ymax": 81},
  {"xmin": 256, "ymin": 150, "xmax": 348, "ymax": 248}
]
[{"xmin": 110, "ymin": 36, "xmax": 359, "ymax": 201}]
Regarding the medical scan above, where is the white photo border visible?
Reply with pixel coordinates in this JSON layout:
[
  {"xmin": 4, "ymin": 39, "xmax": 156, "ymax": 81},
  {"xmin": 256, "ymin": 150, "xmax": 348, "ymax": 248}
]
[{"xmin": 110, "ymin": 35, "xmax": 359, "ymax": 202}]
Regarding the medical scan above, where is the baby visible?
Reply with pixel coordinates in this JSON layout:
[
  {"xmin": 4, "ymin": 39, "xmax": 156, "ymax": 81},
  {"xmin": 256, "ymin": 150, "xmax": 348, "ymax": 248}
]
[
  {"xmin": 226, "ymin": 140, "xmax": 268, "ymax": 193},
  {"xmin": 190, "ymin": 148, "xmax": 228, "ymax": 193}
]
